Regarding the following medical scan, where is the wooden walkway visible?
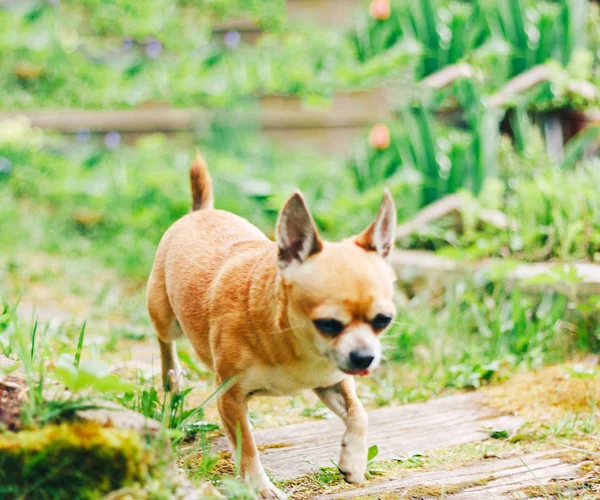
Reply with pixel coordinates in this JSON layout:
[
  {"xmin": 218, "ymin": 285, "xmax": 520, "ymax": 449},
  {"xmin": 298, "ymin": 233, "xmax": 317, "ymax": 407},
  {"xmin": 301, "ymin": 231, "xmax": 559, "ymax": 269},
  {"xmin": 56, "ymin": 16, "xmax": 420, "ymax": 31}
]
[
  {"xmin": 216, "ymin": 393, "xmax": 523, "ymax": 480},
  {"xmin": 211, "ymin": 392, "xmax": 586, "ymax": 498},
  {"xmin": 316, "ymin": 451, "xmax": 579, "ymax": 499}
]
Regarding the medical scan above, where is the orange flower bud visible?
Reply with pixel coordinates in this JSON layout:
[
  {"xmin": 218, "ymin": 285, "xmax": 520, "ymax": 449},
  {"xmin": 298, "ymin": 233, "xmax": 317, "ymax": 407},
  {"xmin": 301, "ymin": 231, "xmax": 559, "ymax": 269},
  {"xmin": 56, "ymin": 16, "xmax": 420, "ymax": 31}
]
[
  {"xmin": 369, "ymin": 0, "xmax": 391, "ymax": 21},
  {"xmin": 369, "ymin": 123, "xmax": 391, "ymax": 150}
]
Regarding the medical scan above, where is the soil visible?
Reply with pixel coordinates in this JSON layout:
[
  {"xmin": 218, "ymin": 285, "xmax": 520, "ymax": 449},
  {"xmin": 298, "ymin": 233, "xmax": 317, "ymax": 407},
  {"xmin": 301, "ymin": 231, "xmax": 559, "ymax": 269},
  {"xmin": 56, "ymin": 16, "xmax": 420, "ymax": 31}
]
[{"xmin": 0, "ymin": 377, "xmax": 26, "ymax": 431}]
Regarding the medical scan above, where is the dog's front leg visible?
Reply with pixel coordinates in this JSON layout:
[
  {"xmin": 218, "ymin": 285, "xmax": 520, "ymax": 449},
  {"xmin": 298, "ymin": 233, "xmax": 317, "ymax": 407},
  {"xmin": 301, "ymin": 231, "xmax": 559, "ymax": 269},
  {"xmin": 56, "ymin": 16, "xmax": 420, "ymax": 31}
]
[
  {"xmin": 218, "ymin": 389, "xmax": 286, "ymax": 499},
  {"xmin": 314, "ymin": 377, "xmax": 368, "ymax": 484}
]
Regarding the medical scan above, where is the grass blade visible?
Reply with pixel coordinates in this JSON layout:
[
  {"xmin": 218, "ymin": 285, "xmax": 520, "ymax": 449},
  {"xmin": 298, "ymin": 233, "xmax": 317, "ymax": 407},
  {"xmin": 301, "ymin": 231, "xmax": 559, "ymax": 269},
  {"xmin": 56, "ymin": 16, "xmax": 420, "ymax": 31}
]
[
  {"xmin": 560, "ymin": 124, "xmax": 600, "ymax": 170},
  {"xmin": 74, "ymin": 320, "xmax": 86, "ymax": 368},
  {"xmin": 30, "ymin": 318, "xmax": 38, "ymax": 361}
]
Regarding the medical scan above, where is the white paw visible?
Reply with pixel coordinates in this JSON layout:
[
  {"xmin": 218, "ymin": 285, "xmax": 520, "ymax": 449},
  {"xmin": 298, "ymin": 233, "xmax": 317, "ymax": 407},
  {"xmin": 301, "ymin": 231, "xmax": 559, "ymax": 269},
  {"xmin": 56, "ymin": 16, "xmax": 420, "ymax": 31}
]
[
  {"xmin": 258, "ymin": 485, "xmax": 286, "ymax": 499},
  {"xmin": 167, "ymin": 367, "xmax": 185, "ymax": 393},
  {"xmin": 338, "ymin": 432, "xmax": 367, "ymax": 484}
]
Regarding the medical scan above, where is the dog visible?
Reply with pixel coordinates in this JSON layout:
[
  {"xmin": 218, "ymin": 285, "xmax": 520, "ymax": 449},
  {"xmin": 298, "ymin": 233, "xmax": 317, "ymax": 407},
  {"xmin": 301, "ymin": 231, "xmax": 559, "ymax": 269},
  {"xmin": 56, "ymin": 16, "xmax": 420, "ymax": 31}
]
[{"xmin": 147, "ymin": 151, "xmax": 397, "ymax": 499}]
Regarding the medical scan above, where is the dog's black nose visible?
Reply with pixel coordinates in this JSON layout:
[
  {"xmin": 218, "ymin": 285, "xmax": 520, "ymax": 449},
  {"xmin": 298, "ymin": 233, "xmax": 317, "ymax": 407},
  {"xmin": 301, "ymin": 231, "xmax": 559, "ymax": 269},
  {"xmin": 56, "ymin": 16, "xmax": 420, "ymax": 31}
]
[{"xmin": 349, "ymin": 350, "xmax": 375, "ymax": 370}]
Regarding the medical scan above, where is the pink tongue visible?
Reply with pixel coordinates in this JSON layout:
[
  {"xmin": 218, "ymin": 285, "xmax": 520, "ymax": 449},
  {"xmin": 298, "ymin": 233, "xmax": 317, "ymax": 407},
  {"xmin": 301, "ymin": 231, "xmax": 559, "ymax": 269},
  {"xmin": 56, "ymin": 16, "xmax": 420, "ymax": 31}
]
[{"xmin": 344, "ymin": 369, "xmax": 370, "ymax": 376}]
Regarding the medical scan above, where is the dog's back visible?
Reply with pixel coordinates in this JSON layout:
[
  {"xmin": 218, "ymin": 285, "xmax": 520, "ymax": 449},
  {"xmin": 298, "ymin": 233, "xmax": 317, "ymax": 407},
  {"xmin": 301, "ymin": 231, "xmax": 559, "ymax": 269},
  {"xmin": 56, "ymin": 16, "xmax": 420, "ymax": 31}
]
[{"xmin": 146, "ymin": 152, "xmax": 271, "ymax": 371}]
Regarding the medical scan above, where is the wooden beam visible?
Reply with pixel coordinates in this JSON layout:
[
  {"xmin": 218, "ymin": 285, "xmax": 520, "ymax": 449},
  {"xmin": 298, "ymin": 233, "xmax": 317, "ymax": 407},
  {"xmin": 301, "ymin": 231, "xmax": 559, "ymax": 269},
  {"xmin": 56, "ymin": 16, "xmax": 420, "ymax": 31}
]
[{"xmin": 0, "ymin": 90, "xmax": 393, "ymax": 133}]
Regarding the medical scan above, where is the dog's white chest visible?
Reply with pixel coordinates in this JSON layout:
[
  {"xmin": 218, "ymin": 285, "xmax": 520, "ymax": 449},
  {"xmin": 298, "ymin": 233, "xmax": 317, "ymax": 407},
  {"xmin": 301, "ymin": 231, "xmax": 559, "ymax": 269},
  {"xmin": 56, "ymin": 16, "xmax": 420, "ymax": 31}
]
[{"xmin": 242, "ymin": 360, "xmax": 345, "ymax": 396}]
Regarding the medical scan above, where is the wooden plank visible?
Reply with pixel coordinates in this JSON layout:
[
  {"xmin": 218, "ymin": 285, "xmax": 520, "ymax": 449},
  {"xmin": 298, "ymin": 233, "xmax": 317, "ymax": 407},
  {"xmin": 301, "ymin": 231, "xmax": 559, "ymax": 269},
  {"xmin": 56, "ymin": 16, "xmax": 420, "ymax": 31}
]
[
  {"xmin": 215, "ymin": 392, "xmax": 523, "ymax": 480},
  {"xmin": 77, "ymin": 401, "xmax": 160, "ymax": 433},
  {"xmin": 213, "ymin": 19, "xmax": 262, "ymax": 45},
  {"xmin": 0, "ymin": 109, "xmax": 197, "ymax": 133},
  {"xmin": 389, "ymin": 249, "xmax": 466, "ymax": 296},
  {"xmin": 315, "ymin": 451, "xmax": 579, "ymax": 499},
  {"xmin": 264, "ymin": 126, "xmax": 364, "ymax": 155},
  {"xmin": 395, "ymin": 194, "xmax": 513, "ymax": 241},
  {"xmin": 488, "ymin": 65, "xmax": 597, "ymax": 108},
  {"xmin": 0, "ymin": 90, "xmax": 393, "ymax": 133},
  {"xmin": 389, "ymin": 249, "xmax": 600, "ymax": 298},
  {"xmin": 213, "ymin": 0, "xmax": 364, "ymax": 40},
  {"xmin": 287, "ymin": 0, "xmax": 364, "ymax": 29}
]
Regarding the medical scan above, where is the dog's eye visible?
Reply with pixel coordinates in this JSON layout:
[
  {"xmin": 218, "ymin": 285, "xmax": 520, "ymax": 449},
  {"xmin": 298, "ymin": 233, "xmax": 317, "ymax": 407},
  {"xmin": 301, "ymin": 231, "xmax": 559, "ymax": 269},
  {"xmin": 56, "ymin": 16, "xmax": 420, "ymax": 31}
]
[
  {"xmin": 371, "ymin": 314, "xmax": 392, "ymax": 330},
  {"xmin": 313, "ymin": 318, "xmax": 345, "ymax": 336}
]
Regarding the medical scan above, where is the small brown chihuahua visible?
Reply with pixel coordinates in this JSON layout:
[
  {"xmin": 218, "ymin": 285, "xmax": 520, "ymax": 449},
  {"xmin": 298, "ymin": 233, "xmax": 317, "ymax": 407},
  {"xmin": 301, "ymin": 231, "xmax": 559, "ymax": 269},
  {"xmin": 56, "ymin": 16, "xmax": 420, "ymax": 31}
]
[{"xmin": 147, "ymin": 152, "xmax": 397, "ymax": 499}]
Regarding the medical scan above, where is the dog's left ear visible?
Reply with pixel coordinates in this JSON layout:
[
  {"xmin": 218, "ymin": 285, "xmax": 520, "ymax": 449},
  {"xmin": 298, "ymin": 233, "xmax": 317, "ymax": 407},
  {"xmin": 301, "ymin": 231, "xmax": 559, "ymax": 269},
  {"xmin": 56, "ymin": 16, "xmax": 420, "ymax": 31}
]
[
  {"xmin": 276, "ymin": 191, "xmax": 323, "ymax": 272},
  {"xmin": 354, "ymin": 189, "xmax": 397, "ymax": 258}
]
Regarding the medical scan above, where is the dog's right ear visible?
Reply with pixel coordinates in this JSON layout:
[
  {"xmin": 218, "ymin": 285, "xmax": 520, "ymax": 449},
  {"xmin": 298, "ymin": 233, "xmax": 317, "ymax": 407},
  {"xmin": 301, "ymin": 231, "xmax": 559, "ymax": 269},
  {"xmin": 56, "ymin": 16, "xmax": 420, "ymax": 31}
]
[{"xmin": 276, "ymin": 191, "xmax": 323, "ymax": 272}]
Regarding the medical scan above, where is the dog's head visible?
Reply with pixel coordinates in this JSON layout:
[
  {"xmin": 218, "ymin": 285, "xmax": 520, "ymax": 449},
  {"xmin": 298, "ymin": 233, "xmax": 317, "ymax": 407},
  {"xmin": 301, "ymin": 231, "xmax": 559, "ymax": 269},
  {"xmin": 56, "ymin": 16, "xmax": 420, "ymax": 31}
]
[{"xmin": 276, "ymin": 191, "xmax": 397, "ymax": 375}]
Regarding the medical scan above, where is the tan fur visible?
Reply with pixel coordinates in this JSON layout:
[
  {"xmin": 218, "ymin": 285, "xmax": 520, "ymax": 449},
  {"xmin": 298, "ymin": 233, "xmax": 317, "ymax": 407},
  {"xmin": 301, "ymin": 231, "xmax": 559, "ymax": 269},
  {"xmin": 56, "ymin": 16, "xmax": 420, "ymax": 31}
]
[
  {"xmin": 147, "ymin": 153, "xmax": 397, "ymax": 499},
  {"xmin": 190, "ymin": 149, "xmax": 213, "ymax": 211}
]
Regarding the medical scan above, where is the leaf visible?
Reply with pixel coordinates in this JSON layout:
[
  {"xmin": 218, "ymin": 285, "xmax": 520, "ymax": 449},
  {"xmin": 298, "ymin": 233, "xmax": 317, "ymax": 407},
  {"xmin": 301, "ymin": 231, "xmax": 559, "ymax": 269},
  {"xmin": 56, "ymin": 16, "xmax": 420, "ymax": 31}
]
[
  {"xmin": 74, "ymin": 321, "xmax": 86, "ymax": 368},
  {"xmin": 367, "ymin": 444, "xmax": 379, "ymax": 462},
  {"xmin": 181, "ymin": 420, "xmax": 220, "ymax": 438},
  {"xmin": 522, "ymin": 272, "xmax": 561, "ymax": 287},
  {"xmin": 486, "ymin": 260, "xmax": 519, "ymax": 281},
  {"xmin": 54, "ymin": 357, "xmax": 137, "ymax": 393},
  {"xmin": 487, "ymin": 428, "xmax": 509, "ymax": 439}
]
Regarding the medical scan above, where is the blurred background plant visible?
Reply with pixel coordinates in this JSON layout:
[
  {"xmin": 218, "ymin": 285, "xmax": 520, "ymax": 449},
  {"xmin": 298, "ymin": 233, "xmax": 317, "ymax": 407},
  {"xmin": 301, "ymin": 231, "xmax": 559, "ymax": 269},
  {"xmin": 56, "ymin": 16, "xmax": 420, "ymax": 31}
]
[{"xmin": 2, "ymin": 0, "xmax": 600, "ymax": 498}]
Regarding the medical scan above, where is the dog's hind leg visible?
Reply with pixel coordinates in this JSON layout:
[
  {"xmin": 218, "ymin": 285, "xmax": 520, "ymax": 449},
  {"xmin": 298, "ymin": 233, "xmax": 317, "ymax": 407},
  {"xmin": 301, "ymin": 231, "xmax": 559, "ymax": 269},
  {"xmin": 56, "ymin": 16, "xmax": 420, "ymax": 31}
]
[
  {"xmin": 314, "ymin": 376, "xmax": 368, "ymax": 484},
  {"xmin": 147, "ymin": 269, "xmax": 185, "ymax": 392},
  {"xmin": 157, "ymin": 322, "xmax": 185, "ymax": 393}
]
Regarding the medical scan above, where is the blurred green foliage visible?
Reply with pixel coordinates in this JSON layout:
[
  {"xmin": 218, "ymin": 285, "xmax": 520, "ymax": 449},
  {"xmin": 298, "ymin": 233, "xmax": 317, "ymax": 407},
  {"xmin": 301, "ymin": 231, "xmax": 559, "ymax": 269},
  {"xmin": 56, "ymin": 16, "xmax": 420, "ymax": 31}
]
[
  {"xmin": 1, "ymin": 0, "xmax": 598, "ymax": 109},
  {"xmin": 350, "ymin": 81, "xmax": 502, "ymax": 203},
  {"xmin": 396, "ymin": 124, "xmax": 600, "ymax": 262},
  {"xmin": 353, "ymin": 0, "xmax": 590, "ymax": 79},
  {"xmin": 2, "ymin": 2, "xmax": 600, "ymax": 499},
  {"xmin": 0, "ymin": 421, "xmax": 160, "ymax": 499},
  {"xmin": 0, "ymin": 118, "xmax": 422, "ymax": 280},
  {"xmin": 0, "ymin": 0, "xmax": 418, "ymax": 109},
  {"xmin": 387, "ymin": 277, "xmax": 599, "ymax": 390}
]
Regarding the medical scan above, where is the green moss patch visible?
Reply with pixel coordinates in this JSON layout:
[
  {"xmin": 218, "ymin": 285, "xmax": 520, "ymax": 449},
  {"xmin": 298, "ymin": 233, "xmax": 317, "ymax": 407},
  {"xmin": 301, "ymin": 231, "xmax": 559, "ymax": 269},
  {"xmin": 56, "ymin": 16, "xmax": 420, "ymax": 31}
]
[
  {"xmin": 484, "ymin": 365, "xmax": 600, "ymax": 421},
  {"xmin": 0, "ymin": 422, "xmax": 161, "ymax": 499},
  {"xmin": 349, "ymin": 477, "xmax": 497, "ymax": 500}
]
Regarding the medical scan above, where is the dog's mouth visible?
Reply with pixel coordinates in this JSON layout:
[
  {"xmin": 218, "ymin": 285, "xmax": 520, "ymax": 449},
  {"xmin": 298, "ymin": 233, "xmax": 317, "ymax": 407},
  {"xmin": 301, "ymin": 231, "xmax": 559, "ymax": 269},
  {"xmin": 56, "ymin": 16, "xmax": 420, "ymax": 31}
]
[{"xmin": 341, "ymin": 368, "xmax": 371, "ymax": 376}]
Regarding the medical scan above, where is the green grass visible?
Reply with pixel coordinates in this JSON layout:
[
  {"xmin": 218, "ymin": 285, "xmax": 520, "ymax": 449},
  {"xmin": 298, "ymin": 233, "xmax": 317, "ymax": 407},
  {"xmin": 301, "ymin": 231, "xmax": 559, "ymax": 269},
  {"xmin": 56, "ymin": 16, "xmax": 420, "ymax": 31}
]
[
  {"xmin": 0, "ymin": 300, "xmax": 252, "ymax": 498},
  {"xmin": 384, "ymin": 278, "xmax": 598, "ymax": 392}
]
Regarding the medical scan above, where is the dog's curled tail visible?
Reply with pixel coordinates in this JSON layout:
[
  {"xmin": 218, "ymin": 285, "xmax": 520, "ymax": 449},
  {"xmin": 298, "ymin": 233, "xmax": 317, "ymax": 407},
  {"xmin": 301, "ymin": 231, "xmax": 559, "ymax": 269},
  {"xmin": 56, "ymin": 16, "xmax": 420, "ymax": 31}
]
[{"xmin": 190, "ymin": 149, "xmax": 214, "ymax": 211}]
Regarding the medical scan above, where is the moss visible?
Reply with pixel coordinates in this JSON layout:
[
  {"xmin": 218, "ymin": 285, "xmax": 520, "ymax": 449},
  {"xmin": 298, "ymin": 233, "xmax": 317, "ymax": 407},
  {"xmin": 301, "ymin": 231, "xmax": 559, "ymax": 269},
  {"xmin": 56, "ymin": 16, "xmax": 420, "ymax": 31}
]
[
  {"xmin": 350, "ymin": 476, "xmax": 497, "ymax": 500},
  {"xmin": 483, "ymin": 365, "xmax": 600, "ymax": 421},
  {"xmin": 519, "ymin": 479, "xmax": 596, "ymax": 498},
  {"xmin": 0, "ymin": 422, "xmax": 160, "ymax": 499},
  {"xmin": 352, "ymin": 494, "xmax": 402, "ymax": 500},
  {"xmin": 278, "ymin": 469, "xmax": 347, "ymax": 500},
  {"xmin": 400, "ymin": 477, "xmax": 497, "ymax": 498},
  {"xmin": 257, "ymin": 442, "xmax": 292, "ymax": 451}
]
